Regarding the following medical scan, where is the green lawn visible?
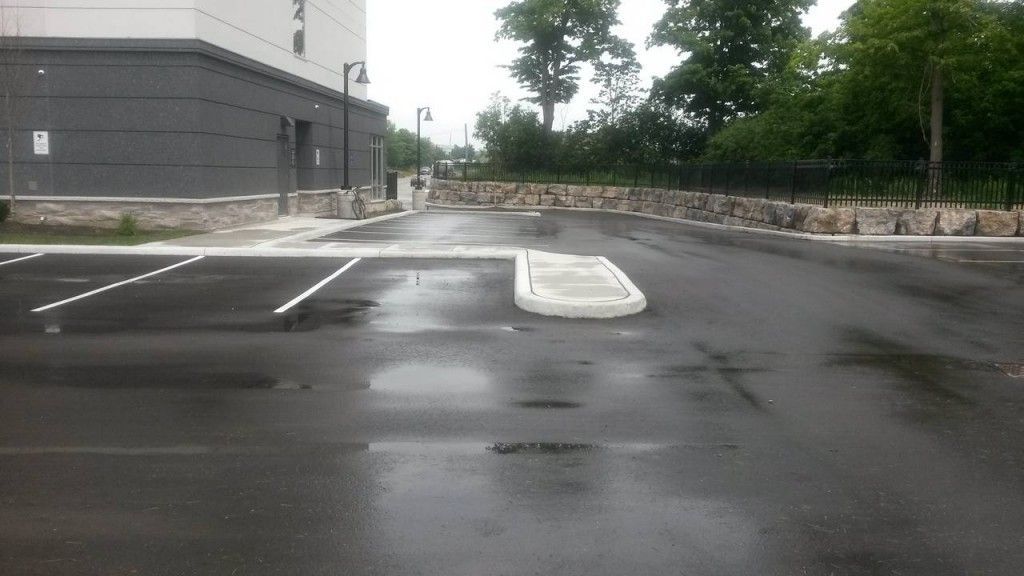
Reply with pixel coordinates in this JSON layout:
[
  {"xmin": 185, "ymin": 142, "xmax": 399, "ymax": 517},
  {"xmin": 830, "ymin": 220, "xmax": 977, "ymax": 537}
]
[{"xmin": 0, "ymin": 223, "xmax": 199, "ymax": 246}]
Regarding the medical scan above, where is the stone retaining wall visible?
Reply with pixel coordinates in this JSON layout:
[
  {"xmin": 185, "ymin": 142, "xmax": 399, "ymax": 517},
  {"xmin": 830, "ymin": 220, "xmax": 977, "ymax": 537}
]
[{"xmin": 429, "ymin": 180, "xmax": 1023, "ymax": 237}]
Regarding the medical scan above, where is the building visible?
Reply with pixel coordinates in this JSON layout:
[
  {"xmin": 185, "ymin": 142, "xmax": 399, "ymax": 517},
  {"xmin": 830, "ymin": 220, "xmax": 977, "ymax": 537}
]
[{"xmin": 0, "ymin": 0, "xmax": 390, "ymax": 229}]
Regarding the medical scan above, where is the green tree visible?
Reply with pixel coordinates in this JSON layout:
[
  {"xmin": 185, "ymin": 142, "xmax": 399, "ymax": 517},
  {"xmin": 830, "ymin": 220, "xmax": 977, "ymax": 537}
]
[
  {"xmin": 838, "ymin": 0, "xmax": 1002, "ymax": 164},
  {"xmin": 450, "ymin": 144, "xmax": 477, "ymax": 162},
  {"xmin": 495, "ymin": 0, "xmax": 634, "ymax": 134},
  {"xmin": 386, "ymin": 122, "xmax": 447, "ymax": 170},
  {"xmin": 651, "ymin": 0, "xmax": 813, "ymax": 133},
  {"xmin": 474, "ymin": 93, "xmax": 548, "ymax": 168}
]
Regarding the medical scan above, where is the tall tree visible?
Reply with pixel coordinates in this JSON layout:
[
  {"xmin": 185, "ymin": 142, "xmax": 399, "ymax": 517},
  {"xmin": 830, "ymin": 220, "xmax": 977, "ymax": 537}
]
[
  {"xmin": 840, "ymin": 0, "xmax": 980, "ymax": 165},
  {"xmin": 651, "ymin": 0, "xmax": 813, "ymax": 133},
  {"xmin": 474, "ymin": 93, "xmax": 547, "ymax": 167},
  {"xmin": 495, "ymin": 0, "xmax": 634, "ymax": 134}
]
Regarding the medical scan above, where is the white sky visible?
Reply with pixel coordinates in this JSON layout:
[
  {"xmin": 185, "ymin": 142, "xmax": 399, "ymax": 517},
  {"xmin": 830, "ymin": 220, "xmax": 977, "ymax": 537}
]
[{"xmin": 366, "ymin": 0, "xmax": 855, "ymax": 148}]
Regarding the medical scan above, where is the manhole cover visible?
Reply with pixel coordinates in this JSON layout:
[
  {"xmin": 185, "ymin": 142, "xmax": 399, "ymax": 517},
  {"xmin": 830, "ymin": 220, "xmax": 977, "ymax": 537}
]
[{"xmin": 997, "ymin": 363, "xmax": 1024, "ymax": 378}]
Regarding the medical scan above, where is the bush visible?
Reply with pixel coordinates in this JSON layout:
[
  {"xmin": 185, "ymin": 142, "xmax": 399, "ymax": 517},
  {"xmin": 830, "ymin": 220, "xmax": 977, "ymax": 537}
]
[
  {"xmin": 0, "ymin": 200, "xmax": 9, "ymax": 223},
  {"xmin": 116, "ymin": 212, "xmax": 138, "ymax": 236}
]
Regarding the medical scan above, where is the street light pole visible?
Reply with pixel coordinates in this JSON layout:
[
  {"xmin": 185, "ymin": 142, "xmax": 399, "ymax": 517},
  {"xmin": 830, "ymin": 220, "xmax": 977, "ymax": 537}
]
[
  {"xmin": 416, "ymin": 106, "xmax": 433, "ymax": 190},
  {"xmin": 342, "ymin": 61, "xmax": 370, "ymax": 189}
]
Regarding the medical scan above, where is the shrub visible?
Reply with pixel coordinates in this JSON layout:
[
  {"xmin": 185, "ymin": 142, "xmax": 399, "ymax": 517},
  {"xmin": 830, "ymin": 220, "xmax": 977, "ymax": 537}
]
[
  {"xmin": 117, "ymin": 212, "xmax": 138, "ymax": 236},
  {"xmin": 0, "ymin": 200, "xmax": 9, "ymax": 223}
]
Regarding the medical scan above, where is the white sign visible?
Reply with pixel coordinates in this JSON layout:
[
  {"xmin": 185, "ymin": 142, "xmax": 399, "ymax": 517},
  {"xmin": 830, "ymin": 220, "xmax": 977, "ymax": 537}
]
[
  {"xmin": 315, "ymin": 148, "xmax": 321, "ymax": 166},
  {"xmin": 33, "ymin": 131, "xmax": 49, "ymax": 155}
]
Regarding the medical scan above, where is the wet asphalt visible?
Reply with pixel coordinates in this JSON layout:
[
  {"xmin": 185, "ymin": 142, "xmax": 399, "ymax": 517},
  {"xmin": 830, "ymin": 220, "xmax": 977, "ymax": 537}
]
[{"xmin": 1, "ymin": 211, "xmax": 1023, "ymax": 575}]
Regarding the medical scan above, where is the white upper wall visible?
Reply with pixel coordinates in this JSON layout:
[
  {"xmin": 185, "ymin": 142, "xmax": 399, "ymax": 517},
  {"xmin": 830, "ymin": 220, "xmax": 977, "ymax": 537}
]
[{"xmin": 0, "ymin": 0, "xmax": 368, "ymax": 99}]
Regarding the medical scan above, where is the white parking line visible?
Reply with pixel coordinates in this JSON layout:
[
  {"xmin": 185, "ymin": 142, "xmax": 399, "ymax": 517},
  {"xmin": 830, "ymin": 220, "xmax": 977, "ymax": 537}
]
[
  {"xmin": 955, "ymin": 259, "xmax": 1024, "ymax": 264},
  {"xmin": 31, "ymin": 256, "xmax": 205, "ymax": 313},
  {"xmin": 337, "ymin": 230, "xmax": 534, "ymax": 239},
  {"xmin": 0, "ymin": 253, "xmax": 43, "ymax": 267},
  {"xmin": 275, "ymin": 258, "xmax": 362, "ymax": 314}
]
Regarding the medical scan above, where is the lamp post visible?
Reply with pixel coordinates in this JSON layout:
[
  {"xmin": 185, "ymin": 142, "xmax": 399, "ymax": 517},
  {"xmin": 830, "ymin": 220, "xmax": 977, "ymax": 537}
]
[
  {"xmin": 416, "ymin": 106, "xmax": 433, "ymax": 189},
  {"xmin": 342, "ymin": 61, "xmax": 370, "ymax": 189}
]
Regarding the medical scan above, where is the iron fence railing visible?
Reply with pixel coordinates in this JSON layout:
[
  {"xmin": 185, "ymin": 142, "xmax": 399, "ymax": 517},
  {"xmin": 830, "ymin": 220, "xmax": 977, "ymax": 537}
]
[{"xmin": 432, "ymin": 160, "xmax": 1023, "ymax": 210}]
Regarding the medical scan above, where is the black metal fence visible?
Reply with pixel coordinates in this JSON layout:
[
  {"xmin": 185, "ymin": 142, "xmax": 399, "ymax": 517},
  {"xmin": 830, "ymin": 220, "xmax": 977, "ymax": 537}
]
[{"xmin": 432, "ymin": 160, "xmax": 1023, "ymax": 210}]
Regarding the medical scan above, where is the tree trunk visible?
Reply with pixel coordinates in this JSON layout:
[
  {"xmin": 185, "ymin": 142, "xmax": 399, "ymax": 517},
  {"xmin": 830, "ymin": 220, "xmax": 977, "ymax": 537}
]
[
  {"xmin": 929, "ymin": 63, "xmax": 944, "ymax": 196},
  {"xmin": 542, "ymin": 100, "xmax": 555, "ymax": 135}
]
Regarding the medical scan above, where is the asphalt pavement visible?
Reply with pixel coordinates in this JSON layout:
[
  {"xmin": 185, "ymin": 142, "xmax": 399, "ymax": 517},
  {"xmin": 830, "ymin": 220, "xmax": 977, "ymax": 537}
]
[{"xmin": 1, "ymin": 210, "xmax": 1023, "ymax": 575}]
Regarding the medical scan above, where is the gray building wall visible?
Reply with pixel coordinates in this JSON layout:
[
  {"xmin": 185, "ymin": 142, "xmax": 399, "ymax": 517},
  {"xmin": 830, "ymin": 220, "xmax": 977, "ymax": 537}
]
[{"xmin": 1, "ymin": 38, "xmax": 388, "ymax": 200}]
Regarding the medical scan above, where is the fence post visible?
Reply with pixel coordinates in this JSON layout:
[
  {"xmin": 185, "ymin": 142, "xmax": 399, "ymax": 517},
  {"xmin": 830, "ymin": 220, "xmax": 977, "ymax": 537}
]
[
  {"xmin": 743, "ymin": 161, "xmax": 750, "ymax": 197},
  {"xmin": 765, "ymin": 164, "xmax": 771, "ymax": 200},
  {"xmin": 823, "ymin": 159, "xmax": 831, "ymax": 209},
  {"xmin": 914, "ymin": 161, "xmax": 927, "ymax": 210},
  {"xmin": 650, "ymin": 167, "xmax": 656, "ymax": 188},
  {"xmin": 634, "ymin": 166, "xmax": 640, "ymax": 187},
  {"xmin": 789, "ymin": 161, "xmax": 798, "ymax": 204},
  {"xmin": 1006, "ymin": 163, "xmax": 1019, "ymax": 212}
]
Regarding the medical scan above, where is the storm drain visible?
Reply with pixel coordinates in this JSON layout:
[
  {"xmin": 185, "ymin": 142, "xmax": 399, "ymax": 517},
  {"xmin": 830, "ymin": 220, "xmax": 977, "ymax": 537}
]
[{"xmin": 997, "ymin": 363, "xmax": 1024, "ymax": 378}]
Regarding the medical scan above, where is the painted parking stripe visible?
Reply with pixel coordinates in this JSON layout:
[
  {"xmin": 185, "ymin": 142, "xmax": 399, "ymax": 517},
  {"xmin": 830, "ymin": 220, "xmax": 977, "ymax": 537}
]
[
  {"xmin": 31, "ymin": 256, "xmax": 205, "ymax": 313},
  {"xmin": 955, "ymin": 259, "xmax": 1024, "ymax": 263},
  {"xmin": 0, "ymin": 253, "xmax": 44, "ymax": 268},
  {"xmin": 316, "ymin": 238, "xmax": 551, "ymax": 248},
  {"xmin": 275, "ymin": 258, "xmax": 361, "ymax": 314}
]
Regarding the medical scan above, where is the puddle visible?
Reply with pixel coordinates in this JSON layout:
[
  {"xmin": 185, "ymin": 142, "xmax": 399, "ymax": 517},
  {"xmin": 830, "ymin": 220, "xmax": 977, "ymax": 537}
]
[
  {"xmin": 283, "ymin": 299, "xmax": 380, "ymax": 332},
  {"xmin": 500, "ymin": 326, "xmax": 534, "ymax": 333},
  {"xmin": 513, "ymin": 400, "xmax": 582, "ymax": 409},
  {"xmin": 487, "ymin": 442, "xmax": 597, "ymax": 455},
  {"xmin": 369, "ymin": 365, "xmax": 491, "ymax": 395}
]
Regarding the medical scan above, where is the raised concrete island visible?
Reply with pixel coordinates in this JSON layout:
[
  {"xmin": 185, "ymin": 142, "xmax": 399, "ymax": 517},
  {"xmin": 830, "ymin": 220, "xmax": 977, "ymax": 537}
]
[{"xmin": 429, "ymin": 180, "xmax": 1023, "ymax": 238}]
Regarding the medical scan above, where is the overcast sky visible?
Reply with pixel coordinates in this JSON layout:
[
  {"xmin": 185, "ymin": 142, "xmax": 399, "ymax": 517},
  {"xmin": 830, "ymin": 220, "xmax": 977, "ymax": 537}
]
[{"xmin": 366, "ymin": 0, "xmax": 855, "ymax": 148}]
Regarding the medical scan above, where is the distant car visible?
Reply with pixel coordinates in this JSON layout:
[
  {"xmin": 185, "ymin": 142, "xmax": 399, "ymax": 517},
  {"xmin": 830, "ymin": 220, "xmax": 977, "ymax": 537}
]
[{"xmin": 419, "ymin": 167, "xmax": 431, "ymax": 176}]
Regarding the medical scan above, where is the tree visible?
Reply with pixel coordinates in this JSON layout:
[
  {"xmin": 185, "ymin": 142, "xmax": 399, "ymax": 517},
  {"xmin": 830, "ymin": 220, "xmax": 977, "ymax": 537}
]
[
  {"xmin": 0, "ymin": 6, "xmax": 26, "ymax": 212},
  {"xmin": 839, "ymin": 0, "xmax": 984, "ymax": 166},
  {"xmin": 385, "ymin": 122, "xmax": 446, "ymax": 170},
  {"xmin": 587, "ymin": 57, "xmax": 642, "ymax": 127},
  {"xmin": 450, "ymin": 144, "xmax": 477, "ymax": 162},
  {"xmin": 651, "ymin": 0, "xmax": 813, "ymax": 133},
  {"xmin": 495, "ymin": 0, "xmax": 634, "ymax": 134},
  {"xmin": 474, "ymin": 93, "xmax": 548, "ymax": 168}
]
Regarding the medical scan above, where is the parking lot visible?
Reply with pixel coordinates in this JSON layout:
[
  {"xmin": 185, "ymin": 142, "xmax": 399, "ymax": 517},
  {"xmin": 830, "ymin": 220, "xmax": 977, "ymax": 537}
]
[{"xmin": 2, "ymin": 211, "xmax": 1023, "ymax": 575}]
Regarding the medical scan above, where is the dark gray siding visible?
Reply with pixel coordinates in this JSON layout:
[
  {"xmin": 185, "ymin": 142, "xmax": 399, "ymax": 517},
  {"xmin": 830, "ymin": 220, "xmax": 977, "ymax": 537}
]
[{"xmin": 0, "ymin": 39, "xmax": 388, "ymax": 199}]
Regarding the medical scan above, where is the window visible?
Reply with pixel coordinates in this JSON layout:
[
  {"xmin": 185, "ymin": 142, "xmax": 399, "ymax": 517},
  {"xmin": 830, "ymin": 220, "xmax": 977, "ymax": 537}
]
[
  {"xmin": 292, "ymin": 0, "xmax": 306, "ymax": 56},
  {"xmin": 370, "ymin": 135, "xmax": 385, "ymax": 200}
]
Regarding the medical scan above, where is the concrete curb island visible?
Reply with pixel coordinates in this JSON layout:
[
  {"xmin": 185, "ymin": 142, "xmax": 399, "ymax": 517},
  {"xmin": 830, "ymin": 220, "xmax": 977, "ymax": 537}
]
[{"xmin": 428, "ymin": 179, "xmax": 1024, "ymax": 239}]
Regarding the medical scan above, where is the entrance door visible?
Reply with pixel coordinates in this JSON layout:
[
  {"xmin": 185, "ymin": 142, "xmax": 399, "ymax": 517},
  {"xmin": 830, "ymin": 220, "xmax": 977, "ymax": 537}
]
[{"xmin": 276, "ymin": 133, "xmax": 291, "ymax": 215}]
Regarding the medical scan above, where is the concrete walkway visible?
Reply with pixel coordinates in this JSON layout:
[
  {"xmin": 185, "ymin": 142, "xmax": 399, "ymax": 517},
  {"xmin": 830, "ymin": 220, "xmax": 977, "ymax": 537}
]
[{"xmin": 1, "ymin": 210, "xmax": 648, "ymax": 319}]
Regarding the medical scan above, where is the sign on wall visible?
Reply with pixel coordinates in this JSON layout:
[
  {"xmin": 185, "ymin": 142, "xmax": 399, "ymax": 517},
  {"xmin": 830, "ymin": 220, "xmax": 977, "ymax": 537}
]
[{"xmin": 33, "ymin": 131, "xmax": 49, "ymax": 155}]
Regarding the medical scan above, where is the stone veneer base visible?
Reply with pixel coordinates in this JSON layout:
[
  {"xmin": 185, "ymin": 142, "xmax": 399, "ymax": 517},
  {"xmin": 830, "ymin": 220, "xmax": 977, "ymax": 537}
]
[{"xmin": 6, "ymin": 188, "xmax": 398, "ymax": 231}]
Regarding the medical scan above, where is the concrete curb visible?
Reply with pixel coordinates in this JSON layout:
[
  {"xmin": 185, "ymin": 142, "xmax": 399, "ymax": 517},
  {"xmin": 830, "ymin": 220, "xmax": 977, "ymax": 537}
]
[
  {"xmin": 0, "ymin": 242, "xmax": 647, "ymax": 320},
  {"xmin": 422, "ymin": 204, "xmax": 541, "ymax": 217},
  {"xmin": 514, "ymin": 250, "xmax": 647, "ymax": 319},
  {"xmin": 261, "ymin": 210, "xmax": 415, "ymax": 245}
]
